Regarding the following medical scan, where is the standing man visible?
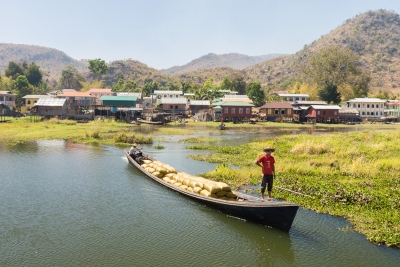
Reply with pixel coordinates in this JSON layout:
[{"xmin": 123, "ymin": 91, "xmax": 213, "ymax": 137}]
[{"xmin": 255, "ymin": 147, "xmax": 276, "ymax": 201}]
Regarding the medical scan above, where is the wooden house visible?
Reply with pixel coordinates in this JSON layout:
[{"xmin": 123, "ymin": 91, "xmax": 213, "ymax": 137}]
[
  {"xmin": 212, "ymin": 101, "xmax": 254, "ymax": 122},
  {"xmin": 258, "ymin": 102, "xmax": 293, "ymax": 121},
  {"xmin": 56, "ymin": 92, "xmax": 96, "ymax": 115},
  {"xmin": 158, "ymin": 98, "xmax": 187, "ymax": 114},
  {"xmin": 188, "ymin": 100, "xmax": 210, "ymax": 115},
  {"xmin": 31, "ymin": 98, "xmax": 67, "ymax": 118},
  {"xmin": 21, "ymin": 95, "xmax": 53, "ymax": 114},
  {"xmin": 306, "ymin": 105, "xmax": 341, "ymax": 123},
  {"xmin": 0, "ymin": 91, "xmax": 16, "ymax": 111},
  {"xmin": 338, "ymin": 107, "xmax": 360, "ymax": 123}
]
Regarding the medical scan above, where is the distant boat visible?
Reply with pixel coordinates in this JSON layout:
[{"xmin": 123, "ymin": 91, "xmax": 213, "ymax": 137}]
[
  {"xmin": 125, "ymin": 151, "xmax": 299, "ymax": 232},
  {"xmin": 137, "ymin": 118, "xmax": 164, "ymax": 125}
]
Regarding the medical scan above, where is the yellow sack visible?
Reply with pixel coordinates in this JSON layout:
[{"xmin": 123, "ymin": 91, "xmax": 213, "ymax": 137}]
[
  {"xmin": 147, "ymin": 167, "xmax": 155, "ymax": 173},
  {"xmin": 218, "ymin": 196, "xmax": 228, "ymax": 200},
  {"xmin": 203, "ymin": 183, "xmax": 221, "ymax": 194},
  {"xmin": 193, "ymin": 187, "xmax": 202, "ymax": 194},
  {"xmin": 187, "ymin": 187, "xmax": 194, "ymax": 192},
  {"xmin": 183, "ymin": 179, "xmax": 192, "ymax": 186},
  {"xmin": 141, "ymin": 164, "xmax": 147, "ymax": 168},
  {"xmin": 162, "ymin": 177, "xmax": 170, "ymax": 182},
  {"xmin": 200, "ymin": 190, "xmax": 211, "ymax": 197},
  {"xmin": 177, "ymin": 176, "xmax": 185, "ymax": 183},
  {"xmin": 143, "ymin": 160, "xmax": 152, "ymax": 164},
  {"xmin": 216, "ymin": 182, "xmax": 231, "ymax": 192},
  {"xmin": 174, "ymin": 182, "xmax": 182, "ymax": 187},
  {"xmin": 179, "ymin": 185, "xmax": 188, "ymax": 190},
  {"xmin": 211, "ymin": 194, "xmax": 218, "ymax": 198},
  {"xmin": 216, "ymin": 191, "xmax": 227, "ymax": 197},
  {"xmin": 165, "ymin": 173, "xmax": 175, "ymax": 178},
  {"xmin": 226, "ymin": 192, "xmax": 237, "ymax": 198}
]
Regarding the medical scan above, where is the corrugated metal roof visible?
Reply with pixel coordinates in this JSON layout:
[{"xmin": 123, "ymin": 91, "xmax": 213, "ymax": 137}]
[
  {"xmin": 100, "ymin": 96, "xmax": 138, "ymax": 101},
  {"xmin": 347, "ymin": 98, "xmax": 387, "ymax": 103},
  {"xmin": 212, "ymin": 101, "xmax": 254, "ymax": 107},
  {"xmin": 88, "ymin": 88, "xmax": 113, "ymax": 93},
  {"xmin": 309, "ymin": 105, "xmax": 341, "ymax": 110},
  {"xmin": 190, "ymin": 100, "xmax": 210, "ymax": 106},
  {"xmin": 58, "ymin": 92, "xmax": 94, "ymax": 97},
  {"xmin": 160, "ymin": 98, "xmax": 187, "ymax": 104},
  {"xmin": 224, "ymin": 95, "xmax": 249, "ymax": 99},
  {"xmin": 35, "ymin": 98, "xmax": 66, "ymax": 106},
  {"xmin": 154, "ymin": 90, "xmax": 183, "ymax": 95},
  {"xmin": 259, "ymin": 102, "xmax": 293, "ymax": 109},
  {"xmin": 22, "ymin": 95, "xmax": 54, "ymax": 99},
  {"xmin": 0, "ymin": 91, "xmax": 15, "ymax": 95},
  {"xmin": 117, "ymin": 92, "xmax": 141, "ymax": 98}
]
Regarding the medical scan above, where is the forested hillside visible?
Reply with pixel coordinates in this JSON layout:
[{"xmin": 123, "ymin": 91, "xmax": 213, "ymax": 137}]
[
  {"xmin": 161, "ymin": 53, "xmax": 283, "ymax": 75},
  {"xmin": 0, "ymin": 43, "xmax": 88, "ymax": 80}
]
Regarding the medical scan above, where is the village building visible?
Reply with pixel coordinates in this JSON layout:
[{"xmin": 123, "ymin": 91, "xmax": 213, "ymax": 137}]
[
  {"xmin": 212, "ymin": 101, "xmax": 254, "ymax": 122},
  {"xmin": 384, "ymin": 100, "xmax": 400, "ymax": 121},
  {"xmin": 292, "ymin": 100, "xmax": 328, "ymax": 122},
  {"xmin": 345, "ymin": 98, "xmax": 387, "ymax": 120},
  {"xmin": 187, "ymin": 100, "xmax": 210, "ymax": 116},
  {"xmin": 258, "ymin": 102, "xmax": 294, "ymax": 122},
  {"xmin": 98, "ymin": 95, "xmax": 140, "ymax": 121},
  {"xmin": 88, "ymin": 88, "xmax": 114, "ymax": 104},
  {"xmin": 56, "ymin": 92, "xmax": 97, "ymax": 118},
  {"xmin": 158, "ymin": 98, "xmax": 187, "ymax": 114},
  {"xmin": 153, "ymin": 90, "xmax": 184, "ymax": 104},
  {"xmin": 278, "ymin": 93, "xmax": 309, "ymax": 103},
  {"xmin": 306, "ymin": 105, "xmax": 341, "ymax": 123},
  {"xmin": 0, "ymin": 91, "xmax": 16, "ymax": 114},
  {"xmin": 21, "ymin": 95, "xmax": 54, "ymax": 114},
  {"xmin": 31, "ymin": 98, "xmax": 67, "ymax": 118},
  {"xmin": 338, "ymin": 107, "xmax": 361, "ymax": 123},
  {"xmin": 220, "ymin": 95, "xmax": 253, "ymax": 104}
]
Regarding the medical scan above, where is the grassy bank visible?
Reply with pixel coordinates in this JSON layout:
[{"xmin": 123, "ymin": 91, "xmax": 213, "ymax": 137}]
[
  {"xmin": 188, "ymin": 130, "xmax": 400, "ymax": 248},
  {"xmin": 1, "ymin": 117, "xmax": 399, "ymax": 247}
]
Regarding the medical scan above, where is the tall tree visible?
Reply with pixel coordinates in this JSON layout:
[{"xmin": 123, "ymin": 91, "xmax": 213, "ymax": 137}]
[
  {"xmin": 248, "ymin": 82, "xmax": 265, "ymax": 107},
  {"xmin": 302, "ymin": 46, "xmax": 370, "ymax": 104},
  {"xmin": 142, "ymin": 81, "xmax": 159, "ymax": 97},
  {"xmin": 88, "ymin": 58, "xmax": 108, "ymax": 79},
  {"xmin": 59, "ymin": 66, "xmax": 85, "ymax": 89},
  {"xmin": 25, "ymin": 62, "xmax": 43, "ymax": 86},
  {"xmin": 220, "ymin": 76, "xmax": 232, "ymax": 91},
  {"xmin": 231, "ymin": 75, "xmax": 247, "ymax": 95},
  {"xmin": 13, "ymin": 75, "xmax": 32, "ymax": 100},
  {"xmin": 5, "ymin": 61, "xmax": 24, "ymax": 80}
]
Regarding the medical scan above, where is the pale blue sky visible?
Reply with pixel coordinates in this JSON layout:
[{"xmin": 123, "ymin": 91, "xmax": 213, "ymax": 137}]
[{"xmin": 1, "ymin": 0, "xmax": 400, "ymax": 69}]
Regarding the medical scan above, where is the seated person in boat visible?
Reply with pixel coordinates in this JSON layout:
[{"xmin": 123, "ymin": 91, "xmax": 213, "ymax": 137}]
[{"xmin": 129, "ymin": 143, "xmax": 143, "ymax": 160}]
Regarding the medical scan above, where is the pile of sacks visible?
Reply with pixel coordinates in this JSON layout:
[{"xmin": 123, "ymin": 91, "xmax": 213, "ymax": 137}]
[{"xmin": 141, "ymin": 159, "xmax": 237, "ymax": 201}]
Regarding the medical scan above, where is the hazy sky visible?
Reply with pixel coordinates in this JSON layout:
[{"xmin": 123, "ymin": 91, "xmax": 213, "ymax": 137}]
[{"xmin": 1, "ymin": 0, "xmax": 400, "ymax": 70}]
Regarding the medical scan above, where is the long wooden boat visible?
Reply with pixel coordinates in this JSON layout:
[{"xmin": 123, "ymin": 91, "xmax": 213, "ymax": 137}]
[
  {"xmin": 125, "ymin": 151, "xmax": 300, "ymax": 232},
  {"xmin": 137, "ymin": 118, "xmax": 164, "ymax": 125}
]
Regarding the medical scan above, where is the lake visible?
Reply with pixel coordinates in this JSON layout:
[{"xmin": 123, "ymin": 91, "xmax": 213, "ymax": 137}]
[{"xmin": 1, "ymin": 127, "xmax": 399, "ymax": 266}]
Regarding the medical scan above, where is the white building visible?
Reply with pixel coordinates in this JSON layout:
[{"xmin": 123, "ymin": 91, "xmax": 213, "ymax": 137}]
[
  {"xmin": 345, "ymin": 98, "xmax": 387, "ymax": 119},
  {"xmin": 278, "ymin": 93, "xmax": 309, "ymax": 102}
]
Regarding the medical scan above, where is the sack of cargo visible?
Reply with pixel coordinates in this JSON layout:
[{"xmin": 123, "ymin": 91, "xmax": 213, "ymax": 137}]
[
  {"xmin": 218, "ymin": 196, "xmax": 228, "ymax": 200},
  {"xmin": 141, "ymin": 164, "xmax": 148, "ymax": 168},
  {"xmin": 226, "ymin": 192, "xmax": 237, "ymax": 198},
  {"xmin": 167, "ymin": 179, "xmax": 176, "ymax": 184},
  {"xmin": 216, "ymin": 191, "xmax": 227, "ymax": 197},
  {"xmin": 203, "ymin": 183, "xmax": 221, "ymax": 194},
  {"xmin": 211, "ymin": 193, "xmax": 218, "ymax": 198},
  {"xmin": 186, "ymin": 187, "xmax": 193, "ymax": 193},
  {"xmin": 163, "ymin": 165, "xmax": 177, "ymax": 174},
  {"xmin": 188, "ymin": 181, "xmax": 202, "ymax": 188},
  {"xmin": 200, "ymin": 190, "xmax": 211, "ymax": 197},
  {"xmin": 174, "ymin": 182, "xmax": 182, "ymax": 187},
  {"xmin": 153, "ymin": 161, "xmax": 162, "ymax": 165},
  {"xmin": 193, "ymin": 187, "xmax": 202, "ymax": 194},
  {"xmin": 165, "ymin": 173, "xmax": 175, "ymax": 178},
  {"xmin": 183, "ymin": 179, "xmax": 192, "ymax": 186},
  {"xmin": 156, "ymin": 166, "xmax": 169, "ymax": 175},
  {"xmin": 177, "ymin": 176, "xmax": 185, "ymax": 183},
  {"xmin": 179, "ymin": 185, "xmax": 188, "ymax": 190},
  {"xmin": 147, "ymin": 167, "xmax": 155, "ymax": 173},
  {"xmin": 216, "ymin": 182, "xmax": 231, "ymax": 192},
  {"xmin": 162, "ymin": 177, "xmax": 170, "ymax": 182},
  {"xmin": 143, "ymin": 160, "xmax": 152, "ymax": 164}
]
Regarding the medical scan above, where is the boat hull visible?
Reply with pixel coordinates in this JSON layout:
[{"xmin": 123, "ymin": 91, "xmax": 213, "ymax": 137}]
[{"xmin": 125, "ymin": 151, "xmax": 299, "ymax": 232}]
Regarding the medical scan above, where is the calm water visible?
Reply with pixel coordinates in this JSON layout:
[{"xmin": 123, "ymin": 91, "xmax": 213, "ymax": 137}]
[{"xmin": 1, "ymin": 133, "xmax": 399, "ymax": 266}]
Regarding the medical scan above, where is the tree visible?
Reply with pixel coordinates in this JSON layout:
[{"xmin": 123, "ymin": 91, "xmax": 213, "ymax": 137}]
[
  {"xmin": 180, "ymin": 81, "xmax": 191, "ymax": 93},
  {"xmin": 88, "ymin": 58, "xmax": 108, "ymax": 79},
  {"xmin": 220, "ymin": 77, "xmax": 232, "ymax": 91},
  {"xmin": 142, "ymin": 81, "xmax": 159, "ymax": 97},
  {"xmin": 59, "ymin": 66, "xmax": 85, "ymax": 89},
  {"xmin": 231, "ymin": 75, "xmax": 247, "ymax": 95},
  {"xmin": 5, "ymin": 61, "xmax": 24, "ymax": 80},
  {"xmin": 124, "ymin": 80, "xmax": 139, "ymax": 92},
  {"xmin": 302, "ymin": 46, "xmax": 370, "ymax": 104},
  {"xmin": 248, "ymin": 82, "xmax": 265, "ymax": 107},
  {"xmin": 13, "ymin": 75, "xmax": 33, "ymax": 100},
  {"xmin": 25, "ymin": 62, "xmax": 43, "ymax": 86}
]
